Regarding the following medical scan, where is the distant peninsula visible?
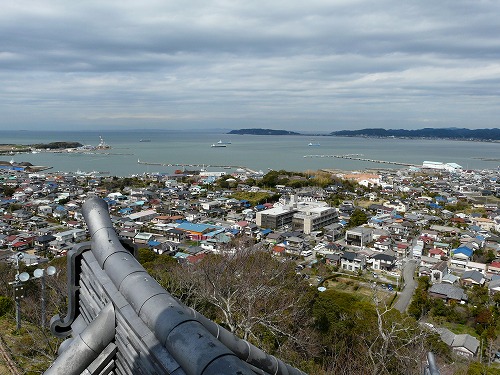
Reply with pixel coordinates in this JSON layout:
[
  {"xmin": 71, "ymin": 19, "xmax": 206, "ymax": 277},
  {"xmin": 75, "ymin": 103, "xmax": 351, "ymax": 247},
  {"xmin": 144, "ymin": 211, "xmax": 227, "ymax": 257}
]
[
  {"xmin": 0, "ymin": 141, "xmax": 84, "ymax": 155},
  {"xmin": 31, "ymin": 141, "xmax": 84, "ymax": 149},
  {"xmin": 228, "ymin": 128, "xmax": 301, "ymax": 136},
  {"xmin": 330, "ymin": 127, "xmax": 500, "ymax": 141}
]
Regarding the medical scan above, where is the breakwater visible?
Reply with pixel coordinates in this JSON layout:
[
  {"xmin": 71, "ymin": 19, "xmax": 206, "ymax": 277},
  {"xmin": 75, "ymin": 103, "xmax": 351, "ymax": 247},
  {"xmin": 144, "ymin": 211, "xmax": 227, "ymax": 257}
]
[{"xmin": 303, "ymin": 154, "xmax": 420, "ymax": 167}]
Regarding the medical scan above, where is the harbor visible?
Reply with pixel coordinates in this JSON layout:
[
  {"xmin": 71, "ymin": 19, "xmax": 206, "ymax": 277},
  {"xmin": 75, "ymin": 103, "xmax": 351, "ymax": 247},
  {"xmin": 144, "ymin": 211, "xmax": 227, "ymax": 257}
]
[{"xmin": 137, "ymin": 159, "xmax": 260, "ymax": 175}]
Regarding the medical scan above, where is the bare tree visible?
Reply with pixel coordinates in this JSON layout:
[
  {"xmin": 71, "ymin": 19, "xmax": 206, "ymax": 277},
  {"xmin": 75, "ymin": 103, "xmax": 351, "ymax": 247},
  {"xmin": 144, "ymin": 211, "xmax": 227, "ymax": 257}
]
[
  {"xmin": 171, "ymin": 245, "xmax": 320, "ymax": 358},
  {"xmin": 364, "ymin": 292, "xmax": 430, "ymax": 375}
]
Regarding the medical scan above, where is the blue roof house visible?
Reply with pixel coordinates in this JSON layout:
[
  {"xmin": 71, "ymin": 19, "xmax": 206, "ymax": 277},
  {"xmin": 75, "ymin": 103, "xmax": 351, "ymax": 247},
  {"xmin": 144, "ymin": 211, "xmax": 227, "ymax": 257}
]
[{"xmin": 452, "ymin": 246, "xmax": 473, "ymax": 260}]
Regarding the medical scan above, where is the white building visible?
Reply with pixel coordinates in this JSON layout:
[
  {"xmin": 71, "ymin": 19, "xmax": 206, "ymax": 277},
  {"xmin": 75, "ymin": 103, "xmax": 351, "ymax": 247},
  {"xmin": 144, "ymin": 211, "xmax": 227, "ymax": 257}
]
[
  {"xmin": 292, "ymin": 206, "xmax": 338, "ymax": 234},
  {"xmin": 422, "ymin": 161, "xmax": 462, "ymax": 172},
  {"xmin": 54, "ymin": 229, "xmax": 86, "ymax": 243}
]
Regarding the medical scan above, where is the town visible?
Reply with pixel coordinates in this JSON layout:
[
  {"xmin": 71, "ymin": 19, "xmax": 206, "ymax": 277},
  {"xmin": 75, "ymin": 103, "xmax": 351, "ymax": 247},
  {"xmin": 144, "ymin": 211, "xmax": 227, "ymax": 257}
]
[{"xmin": 1, "ymin": 160, "xmax": 500, "ymax": 373}]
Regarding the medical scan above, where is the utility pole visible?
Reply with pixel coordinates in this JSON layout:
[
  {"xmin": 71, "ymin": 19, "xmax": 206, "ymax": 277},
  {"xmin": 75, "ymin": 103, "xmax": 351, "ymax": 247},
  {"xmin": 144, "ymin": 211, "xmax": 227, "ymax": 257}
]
[
  {"xmin": 33, "ymin": 266, "xmax": 57, "ymax": 327},
  {"xmin": 9, "ymin": 252, "xmax": 29, "ymax": 330}
]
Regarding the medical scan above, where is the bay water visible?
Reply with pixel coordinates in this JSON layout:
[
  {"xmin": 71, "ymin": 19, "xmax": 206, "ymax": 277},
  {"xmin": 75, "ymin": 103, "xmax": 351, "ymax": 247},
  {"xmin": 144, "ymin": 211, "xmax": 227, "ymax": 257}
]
[{"xmin": 1, "ymin": 129, "xmax": 499, "ymax": 176}]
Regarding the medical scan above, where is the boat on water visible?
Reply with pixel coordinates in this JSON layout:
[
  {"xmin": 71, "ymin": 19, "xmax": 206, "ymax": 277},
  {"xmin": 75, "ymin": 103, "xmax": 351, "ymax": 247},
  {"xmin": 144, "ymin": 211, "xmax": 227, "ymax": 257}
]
[
  {"xmin": 217, "ymin": 140, "xmax": 231, "ymax": 145},
  {"xmin": 308, "ymin": 142, "xmax": 320, "ymax": 146},
  {"xmin": 96, "ymin": 136, "xmax": 111, "ymax": 150},
  {"xmin": 211, "ymin": 143, "xmax": 227, "ymax": 148},
  {"xmin": 139, "ymin": 139, "xmax": 151, "ymax": 142}
]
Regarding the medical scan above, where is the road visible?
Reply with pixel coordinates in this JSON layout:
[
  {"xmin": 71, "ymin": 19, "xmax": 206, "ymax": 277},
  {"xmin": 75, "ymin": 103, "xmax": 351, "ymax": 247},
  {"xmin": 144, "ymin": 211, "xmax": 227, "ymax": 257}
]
[{"xmin": 393, "ymin": 259, "xmax": 417, "ymax": 313}]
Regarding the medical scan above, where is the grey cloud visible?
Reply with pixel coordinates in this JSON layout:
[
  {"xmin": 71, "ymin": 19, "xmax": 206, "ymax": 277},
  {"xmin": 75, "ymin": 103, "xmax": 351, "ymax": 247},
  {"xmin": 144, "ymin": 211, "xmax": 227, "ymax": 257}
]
[{"xmin": 1, "ymin": 0, "xmax": 500, "ymax": 130}]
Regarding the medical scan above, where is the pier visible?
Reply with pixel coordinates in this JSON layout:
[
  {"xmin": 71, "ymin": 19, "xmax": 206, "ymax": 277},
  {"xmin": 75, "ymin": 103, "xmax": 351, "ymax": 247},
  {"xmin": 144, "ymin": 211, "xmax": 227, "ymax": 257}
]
[{"xmin": 303, "ymin": 154, "xmax": 420, "ymax": 167}]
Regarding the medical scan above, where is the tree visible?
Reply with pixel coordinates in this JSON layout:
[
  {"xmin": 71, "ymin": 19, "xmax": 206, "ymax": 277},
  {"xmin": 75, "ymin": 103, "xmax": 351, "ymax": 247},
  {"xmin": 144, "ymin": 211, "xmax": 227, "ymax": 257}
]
[
  {"xmin": 0, "ymin": 185, "xmax": 16, "ymax": 197},
  {"xmin": 349, "ymin": 208, "xmax": 368, "ymax": 228},
  {"xmin": 366, "ymin": 297, "xmax": 430, "ymax": 375},
  {"xmin": 168, "ymin": 247, "xmax": 320, "ymax": 360},
  {"xmin": 260, "ymin": 170, "xmax": 280, "ymax": 187},
  {"xmin": 0, "ymin": 295, "xmax": 13, "ymax": 316},
  {"xmin": 408, "ymin": 277, "xmax": 431, "ymax": 320},
  {"xmin": 312, "ymin": 288, "xmax": 430, "ymax": 375}
]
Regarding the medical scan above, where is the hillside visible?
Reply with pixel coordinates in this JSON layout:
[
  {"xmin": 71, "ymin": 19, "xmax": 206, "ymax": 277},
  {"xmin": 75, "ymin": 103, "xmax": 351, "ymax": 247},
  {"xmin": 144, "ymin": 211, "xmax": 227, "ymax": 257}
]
[
  {"xmin": 228, "ymin": 128, "xmax": 301, "ymax": 135},
  {"xmin": 330, "ymin": 127, "xmax": 500, "ymax": 141}
]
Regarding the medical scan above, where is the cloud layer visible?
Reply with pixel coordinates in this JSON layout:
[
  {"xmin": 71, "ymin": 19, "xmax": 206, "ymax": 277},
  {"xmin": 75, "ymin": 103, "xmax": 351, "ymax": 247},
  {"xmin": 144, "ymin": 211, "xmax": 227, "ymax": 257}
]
[{"xmin": 2, "ymin": 0, "xmax": 500, "ymax": 131}]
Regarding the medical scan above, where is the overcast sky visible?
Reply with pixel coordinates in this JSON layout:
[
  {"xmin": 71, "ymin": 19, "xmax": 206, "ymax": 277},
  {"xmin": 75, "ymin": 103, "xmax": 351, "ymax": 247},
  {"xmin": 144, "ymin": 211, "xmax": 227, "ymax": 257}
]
[{"xmin": 2, "ymin": 0, "xmax": 500, "ymax": 132}]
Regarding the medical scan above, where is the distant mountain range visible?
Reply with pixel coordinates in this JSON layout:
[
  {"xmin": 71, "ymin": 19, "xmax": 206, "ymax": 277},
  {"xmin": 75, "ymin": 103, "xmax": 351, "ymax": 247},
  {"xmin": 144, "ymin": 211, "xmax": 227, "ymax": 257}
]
[
  {"xmin": 228, "ymin": 128, "xmax": 301, "ymax": 135},
  {"xmin": 330, "ymin": 127, "xmax": 500, "ymax": 141},
  {"xmin": 227, "ymin": 127, "xmax": 500, "ymax": 141}
]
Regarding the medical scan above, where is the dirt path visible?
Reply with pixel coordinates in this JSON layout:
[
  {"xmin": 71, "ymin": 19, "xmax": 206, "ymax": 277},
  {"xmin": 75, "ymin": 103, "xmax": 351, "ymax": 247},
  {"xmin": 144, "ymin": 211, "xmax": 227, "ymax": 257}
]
[{"xmin": 0, "ymin": 335, "xmax": 21, "ymax": 375}]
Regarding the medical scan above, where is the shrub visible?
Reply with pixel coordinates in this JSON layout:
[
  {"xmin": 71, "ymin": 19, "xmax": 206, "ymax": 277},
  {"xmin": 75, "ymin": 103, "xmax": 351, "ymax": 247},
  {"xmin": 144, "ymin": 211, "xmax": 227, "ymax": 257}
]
[{"xmin": 0, "ymin": 295, "xmax": 14, "ymax": 316}]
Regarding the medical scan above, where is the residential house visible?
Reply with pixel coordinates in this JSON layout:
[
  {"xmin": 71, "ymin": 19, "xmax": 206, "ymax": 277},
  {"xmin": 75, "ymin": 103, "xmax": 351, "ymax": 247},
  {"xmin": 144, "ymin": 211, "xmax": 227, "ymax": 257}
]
[
  {"xmin": 201, "ymin": 201, "xmax": 220, "ymax": 211},
  {"xmin": 12, "ymin": 209, "xmax": 32, "ymax": 221},
  {"xmin": 373, "ymin": 236, "xmax": 392, "ymax": 252},
  {"xmin": 244, "ymin": 223, "xmax": 259, "ymax": 237},
  {"xmin": 34, "ymin": 234, "xmax": 56, "ymax": 253},
  {"xmin": 134, "ymin": 232, "xmax": 154, "ymax": 245},
  {"xmin": 431, "ymin": 261, "xmax": 449, "ymax": 284},
  {"xmin": 450, "ymin": 246, "xmax": 474, "ymax": 268},
  {"xmin": 119, "ymin": 231, "xmax": 136, "ymax": 242},
  {"xmin": 323, "ymin": 222, "xmax": 344, "ymax": 241},
  {"xmin": 488, "ymin": 276, "xmax": 500, "ymax": 294},
  {"xmin": 371, "ymin": 253, "xmax": 396, "ymax": 271},
  {"xmin": 420, "ymin": 255, "xmax": 441, "ymax": 268},
  {"xmin": 465, "ymin": 261, "xmax": 487, "ymax": 274},
  {"xmin": 470, "ymin": 217, "xmax": 496, "ymax": 232},
  {"xmin": 164, "ymin": 228, "xmax": 186, "ymax": 243},
  {"xmin": 433, "ymin": 241, "xmax": 451, "ymax": 256},
  {"xmin": 428, "ymin": 247, "xmax": 446, "ymax": 259},
  {"xmin": 272, "ymin": 244, "xmax": 286, "ymax": 256},
  {"xmin": 340, "ymin": 251, "xmax": 366, "ymax": 272},
  {"xmin": 233, "ymin": 220, "xmax": 249, "ymax": 233},
  {"xmin": 488, "ymin": 261, "xmax": 500, "ymax": 275},
  {"xmin": 437, "ymin": 328, "xmax": 479, "ymax": 359},
  {"xmin": 54, "ymin": 229, "xmax": 86, "ymax": 243},
  {"xmin": 460, "ymin": 270, "xmax": 486, "ymax": 286},
  {"xmin": 412, "ymin": 242, "xmax": 424, "ymax": 258},
  {"xmin": 395, "ymin": 242, "xmax": 409, "ymax": 258},
  {"xmin": 421, "ymin": 229, "xmax": 439, "ymax": 240},
  {"xmin": 52, "ymin": 205, "xmax": 68, "ymax": 219},
  {"xmin": 284, "ymin": 236, "xmax": 306, "ymax": 253},
  {"xmin": 264, "ymin": 232, "xmax": 284, "ymax": 245},
  {"xmin": 38, "ymin": 205, "xmax": 53, "ymax": 216},
  {"xmin": 345, "ymin": 226, "xmax": 373, "ymax": 248},
  {"xmin": 176, "ymin": 222, "xmax": 216, "ymax": 241},
  {"xmin": 428, "ymin": 283, "xmax": 468, "ymax": 304},
  {"xmin": 127, "ymin": 209, "xmax": 157, "ymax": 223},
  {"xmin": 324, "ymin": 253, "xmax": 341, "ymax": 267}
]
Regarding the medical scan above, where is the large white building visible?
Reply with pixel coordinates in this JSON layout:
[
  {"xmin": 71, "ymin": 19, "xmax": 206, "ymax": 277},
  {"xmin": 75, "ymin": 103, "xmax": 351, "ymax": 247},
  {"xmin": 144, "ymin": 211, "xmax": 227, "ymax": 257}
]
[
  {"xmin": 292, "ymin": 206, "xmax": 338, "ymax": 234},
  {"xmin": 257, "ymin": 195, "xmax": 338, "ymax": 233},
  {"xmin": 422, "ymin": 161, "xmax": 463, "ymax": 172},
  {"xmin": 256, "ymin": 206, "xmax": 297, "ymax": 229}
]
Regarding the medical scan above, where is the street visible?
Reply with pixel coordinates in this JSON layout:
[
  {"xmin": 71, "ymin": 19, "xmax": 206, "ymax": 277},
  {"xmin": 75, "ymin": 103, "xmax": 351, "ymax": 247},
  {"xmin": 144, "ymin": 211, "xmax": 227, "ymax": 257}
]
[{"xmin": 393, "ymin": 259, "xmax": 417, "ymax": 313}]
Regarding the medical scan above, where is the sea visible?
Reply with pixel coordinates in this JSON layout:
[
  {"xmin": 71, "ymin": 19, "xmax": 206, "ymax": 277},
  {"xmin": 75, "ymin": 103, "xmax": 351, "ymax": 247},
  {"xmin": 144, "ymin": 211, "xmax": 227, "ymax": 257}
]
[{"xmin": 1, "ymin": 129, "xmax": 499, "ymax": 176}]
